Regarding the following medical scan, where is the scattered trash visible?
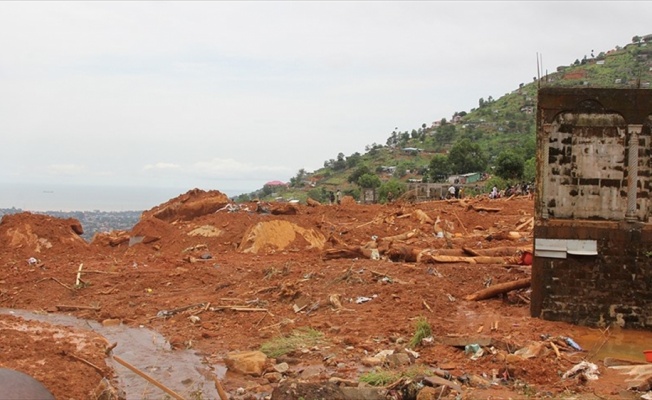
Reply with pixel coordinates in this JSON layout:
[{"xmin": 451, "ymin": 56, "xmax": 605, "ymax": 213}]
[
  {"xmin": 563, "ymin": 337, "xmax": 583, "ymax": 351},
  {"xmin": 374, "ymin": 349, "xmax": 394, "ymax": 361},
  {"xmin": 562, "ymin": 361, "xmax": 599, "ymax": 380},
  {"xmin": 404, "ymin": 348, "xmax": 419, "ymax": 359},
  {"xmin": 356, "ymin": 296, "xmax": 373, "ymax": 304},
  {"xmin": 27, "ymin": 257, "xmax": 38, "ymax": 266},
  {"xmin": 465, "ymin": 344, "xmax": 484, "ymax": 360},
  {"xmin": 157, "ymin": 310, "xmax": 174, "ymax": 318}
]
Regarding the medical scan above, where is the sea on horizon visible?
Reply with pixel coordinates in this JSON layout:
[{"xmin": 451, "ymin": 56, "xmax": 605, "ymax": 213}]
[{"xmin": 0, "ymin": 183, "xmax": 244, "ymax": 212}]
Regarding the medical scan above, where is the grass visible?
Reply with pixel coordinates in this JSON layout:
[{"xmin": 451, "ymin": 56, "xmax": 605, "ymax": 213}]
[
  {"xmin": 409, "ymin": 317, "xmax": 432, "ymax": 348},
  {"xmin": 359, "ymin": 369, "xmax": 399, "ymax": 386},
  {"xmin": 259, "ymin": 327, "xmax": 324, "ymax": 358},
  {"xmin": 359, "ymin": 366, "xmax": 433, "ymax": 387}
]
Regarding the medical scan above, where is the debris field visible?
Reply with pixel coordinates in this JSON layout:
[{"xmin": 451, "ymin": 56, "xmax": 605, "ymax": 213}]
[{"xmin": 0, "ymin": 188, "xmax": 650, "ymax": 399}]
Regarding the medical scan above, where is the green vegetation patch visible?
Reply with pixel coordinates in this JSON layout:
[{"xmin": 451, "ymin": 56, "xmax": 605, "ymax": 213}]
[
  {"xmin": 360, "ymin": 365, "xmax": 433, "ymax": 386},
  {"xmin": 260, "ymin": 327, "xmax": 324, "ymax": 358},
  {"xmin": 409, "ymin": 317, "xmax": 432, "ymax": 348},
  {"xmin": 359, "ymin": 369, "xmax": 399, "ymax": 386}
]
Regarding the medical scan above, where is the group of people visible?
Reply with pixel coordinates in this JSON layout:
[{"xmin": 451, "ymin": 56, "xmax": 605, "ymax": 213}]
[
  {"xmin": 447, "ymin": 185, "xmax": 464, "ymax": 199},
  {"xmin": 329, "ymin": 189, "xmax": 342, "ymax": 205},
  {"xmin": 490, "ymin": 182, "xmax": 533, "ymax": 199}
]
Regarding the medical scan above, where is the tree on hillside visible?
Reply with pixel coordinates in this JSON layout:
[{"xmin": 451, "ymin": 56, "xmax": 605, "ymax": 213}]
[
  {"xmin": 346, "ymin": 152, "xmax": 362, "ymax": 168},
  {"xmin": 448, "ymin": 138, "xmax": 488, "ymax": 174},
  {"xmin": 348, "ymin": 165, "xmax": 371, "ymax": 184},
  {"xmin": 357, "ymin": 173, "xmax": 382, "ymax": 189},
  {"xmin": 333, "ymin": 152, "xmax": 347, "ymax": 171},
  {"xmin": 429, "ymin": 154, "xmax": 451, "ymax": 182},
  {"xmin": 495, "ymin": 150, "xmax": 524, "ymax": 180},
  {"xmin": 289, "ymin": 168, "xmax": 307, "ymax": 187},
  {"xmin": 436, "ymin": 123, "xmax": 456, "ymax": 143}
]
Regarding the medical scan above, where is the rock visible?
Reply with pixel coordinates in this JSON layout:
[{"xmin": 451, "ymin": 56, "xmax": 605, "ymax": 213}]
[
  {"xmin": 264, "ymin": 372, "xmax": 283, "ymax": 383},
  {"xmin": 423, "ymin": 375, "xmax": 461, "ymax": 393},
  {"xmin": 273, "ymin": 362, "xmax": 289, "ymax": 374},
  {"xmin": 385, "ymin": 352, "xmax": 412, "ymax": 368},
  {"xmin": 224, "ymin": 351, "xmax": 268, "ymax": 377},
  {"xmin": 505, "ymin": 353, "xmax": 525, "ymax": 363},
  {"xmin": 271, "ymin": 381, "xmax": 386, "ymax": 400},
  {"xmin": 298, "ymin": 365, "xmax": 323, "ymax": 380},
  {"xmin": 101, "ymin": 319, "xmax": 121, "ymax": 327},
  {"xmin": 306, "ymin": 197, "xmax": 321, "ymax": 207},
  {"xmin": 467, "ymin": 374, "xmax": 492, "ymax": 388},
  {"xmin": 416, "ymin": 386, "xmax": 440, "ymax": 400},
  {"xmin": 514, "ymin": 342, "xmax": 547, "ymax": 358},
  {"xmin": 361, "ymin": 357, "xmax": 383, "ymax": 367}
]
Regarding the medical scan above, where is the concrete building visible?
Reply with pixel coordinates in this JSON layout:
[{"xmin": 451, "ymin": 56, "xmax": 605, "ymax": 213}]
[{"xmin": 531, "ymin": 87, "xmax": 652, "ymax": 329}]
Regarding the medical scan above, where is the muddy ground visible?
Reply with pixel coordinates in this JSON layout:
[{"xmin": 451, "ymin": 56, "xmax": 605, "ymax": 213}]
[{"xmin": 1, "ymin": 189, "xmax": 651, "ymax": 400}]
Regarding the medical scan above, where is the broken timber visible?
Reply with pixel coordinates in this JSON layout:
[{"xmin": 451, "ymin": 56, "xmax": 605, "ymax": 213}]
[{"xmin": 464, "ymin": 278, "xmax": 531, "ymax": 301}]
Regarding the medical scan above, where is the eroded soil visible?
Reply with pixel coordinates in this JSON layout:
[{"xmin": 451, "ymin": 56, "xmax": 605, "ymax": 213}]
[{"xmin": 0, "ymin": 189, "xmax": 649, "ymax": 399}]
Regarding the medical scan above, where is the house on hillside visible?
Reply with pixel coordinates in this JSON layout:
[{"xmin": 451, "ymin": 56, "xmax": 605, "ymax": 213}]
[
  {"xmin": 520, "ymin": 105, "xmax": 535, "ymax": 114},
  {"xmin": 402, "ymin": 147, "xmax": 422, "ymax": 154},
  {"xmin": 265, "ymin": 180, "xmax": 288, "ymax": 188},
  {"xmin": 447, "ymin": 172, "xmax": 483, "ymax": 185}
]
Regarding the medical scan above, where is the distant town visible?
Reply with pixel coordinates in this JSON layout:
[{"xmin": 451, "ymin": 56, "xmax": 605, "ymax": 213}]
[{"xmin": 0, "ymin": 208, "xmax": 142, "ymax": 242}]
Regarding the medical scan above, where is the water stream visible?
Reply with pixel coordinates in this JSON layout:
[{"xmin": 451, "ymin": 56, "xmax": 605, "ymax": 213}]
[{"xmin": 1, "ymin": 309, "xmax": 223, "ymax": 399}]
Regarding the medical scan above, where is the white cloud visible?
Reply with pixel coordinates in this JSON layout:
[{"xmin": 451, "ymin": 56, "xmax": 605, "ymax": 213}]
[{"xmin": 143, "ymin": 163, "xmax": 181, "ymax": 171}]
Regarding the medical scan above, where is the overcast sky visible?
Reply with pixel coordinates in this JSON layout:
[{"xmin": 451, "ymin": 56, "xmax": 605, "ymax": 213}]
[{"xmin": 1, "ymin": 1, "xmax": 650, "ymax": 196}]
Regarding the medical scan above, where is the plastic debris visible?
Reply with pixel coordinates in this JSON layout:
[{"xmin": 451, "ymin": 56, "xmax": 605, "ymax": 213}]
[
  {"xmin": 563, "ymin": 337, "xmax": 583, "ymax": 351},
  {"xmin": 562, "ymin": 361, "xmax": 599, "ymax": 380},
  {"xmin": 465, "ymin": 344, "xmax": 484, "ymax": 360},
  {"xmin": 356, "ymin": 296, "xmax": 373, "ymax": 304}
]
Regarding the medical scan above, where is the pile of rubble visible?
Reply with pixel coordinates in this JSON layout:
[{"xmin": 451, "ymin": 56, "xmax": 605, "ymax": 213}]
[{"xmin": 1, "ymin": 189, "xmax": 650, "ymax": 400}]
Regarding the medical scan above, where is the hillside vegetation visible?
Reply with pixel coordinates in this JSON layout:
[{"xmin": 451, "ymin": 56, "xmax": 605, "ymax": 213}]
[{"xmin": 237, "ymin": 35, "xmax": 652, "ymax": 204}]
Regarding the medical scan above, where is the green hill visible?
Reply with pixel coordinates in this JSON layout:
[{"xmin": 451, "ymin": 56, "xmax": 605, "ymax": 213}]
[{"xmin": 237, "ymin": 35, "xmax": 652, "ymax": 204}]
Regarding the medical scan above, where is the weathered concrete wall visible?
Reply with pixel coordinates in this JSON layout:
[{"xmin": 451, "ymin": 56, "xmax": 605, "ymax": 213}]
[
  {"xmin": 532, "ymin": 88, "xmax": 652, "ymax": 329},
  {"xmin": 532, "ymin": 221, "xmax": 652, "ymax": 328}
]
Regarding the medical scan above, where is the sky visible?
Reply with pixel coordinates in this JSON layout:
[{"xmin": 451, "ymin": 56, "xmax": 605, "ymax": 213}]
[{"xmin": 1, "ymin": 1, "xmax": 651, "ymax": 198}]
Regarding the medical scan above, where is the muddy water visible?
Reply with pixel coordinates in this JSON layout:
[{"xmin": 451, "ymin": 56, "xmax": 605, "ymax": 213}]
[
  {"xmin": 1, "ymin": 309, "xmax": 222, "ymax": 399},
  {"xmin": 576, "ymin": 327, "xmax": 652, "ymax": 364}
]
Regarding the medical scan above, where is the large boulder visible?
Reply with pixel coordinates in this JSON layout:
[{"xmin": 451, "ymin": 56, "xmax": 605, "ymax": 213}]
[
  {"xmin": 0, "ymin": 212, "xmax": 88, "ymax": 257},
  {"xmin": 224, "ymin": 351, "xmax": 268, "ymax": 376},
  {"xmin": 238, "ymin": 220, "xmax": 326, "ymax": 254},
  {"xmin": 141, "ymin": 188, "xmax": 230, "ymax": 222}
]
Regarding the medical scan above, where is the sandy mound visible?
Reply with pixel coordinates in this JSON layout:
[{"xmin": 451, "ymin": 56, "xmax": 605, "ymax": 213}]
[
  {"xmin": 142, "ymin": 188, "xmax": 230, "ymax": 222},
  {"xmin": 90, "ymin": 230, "xmax": 130, "ymax": 247},
  {"xmin": 130, "ymin": 216, "xmax": 178, "ymax": 245},
  {"xmin": 0, "ymin": 212, "xmax": 88, "ymax": 256},
  {"xmin": 238, "ymin": 220, "xmax": 326, "ymax": 254}
]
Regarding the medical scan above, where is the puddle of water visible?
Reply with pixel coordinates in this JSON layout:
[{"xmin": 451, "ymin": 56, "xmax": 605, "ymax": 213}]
[
  {"xmin": 1, "ymin": 309, "xmax": 222, "ymax": 399},
  {"xmin": 574, "ymin": 327, "xmax": 652, "ymax": 364}
]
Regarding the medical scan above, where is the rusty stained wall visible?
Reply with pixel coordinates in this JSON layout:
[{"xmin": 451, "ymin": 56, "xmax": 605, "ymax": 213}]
[
  {"xmin": 532, "ymin": 87, "xmax": 652, "ymax": 329},
  {"xmin": 544, "ymin": 113, "xmax": 652, "ymax": 220}
]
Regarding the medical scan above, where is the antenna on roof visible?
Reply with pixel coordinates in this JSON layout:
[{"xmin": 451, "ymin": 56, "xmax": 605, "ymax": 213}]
[{"xmin": 536, "ymin": 52, "xmax": 541, "ymax": 89}]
